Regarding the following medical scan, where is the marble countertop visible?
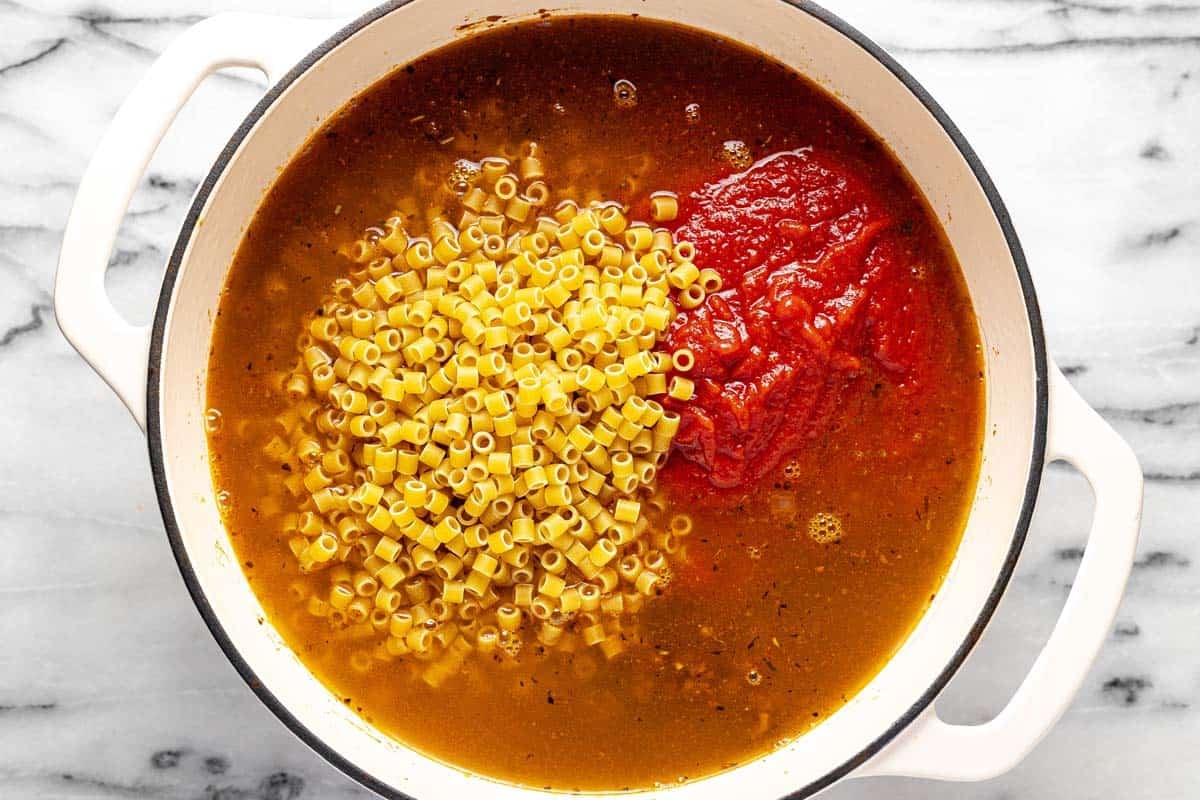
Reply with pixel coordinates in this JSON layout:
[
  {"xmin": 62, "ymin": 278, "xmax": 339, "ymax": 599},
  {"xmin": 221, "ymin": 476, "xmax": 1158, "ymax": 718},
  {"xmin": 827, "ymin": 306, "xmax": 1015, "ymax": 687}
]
[{"xmin": 1, "ymin": 0, "xmax": 1196, "ymax": 797}]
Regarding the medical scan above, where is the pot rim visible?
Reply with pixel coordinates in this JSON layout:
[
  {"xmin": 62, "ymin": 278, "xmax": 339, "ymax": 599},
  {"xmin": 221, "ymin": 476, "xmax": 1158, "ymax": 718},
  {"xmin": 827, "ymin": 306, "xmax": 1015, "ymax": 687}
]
[{"xmin": 146, "ymin": 2, "xmax": 1049, "ymax": 798}]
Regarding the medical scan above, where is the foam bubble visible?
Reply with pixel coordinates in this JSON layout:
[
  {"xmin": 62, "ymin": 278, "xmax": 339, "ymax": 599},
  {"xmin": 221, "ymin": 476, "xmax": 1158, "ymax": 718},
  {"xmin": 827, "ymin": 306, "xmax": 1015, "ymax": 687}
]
[
  {"xmin": 722, "ymin": 140, "xmax": 752, "ymax": 169},
  {"xmin": 613, "ymin": 79, "xmax": 638, "ymax": 108},
  {"xmin": 807, "ymin": 512, "xmax": 843, "ymax": 544},
  {"xmin": 446, "ymin": 158, "xmax": 481, "ymax": 194}
]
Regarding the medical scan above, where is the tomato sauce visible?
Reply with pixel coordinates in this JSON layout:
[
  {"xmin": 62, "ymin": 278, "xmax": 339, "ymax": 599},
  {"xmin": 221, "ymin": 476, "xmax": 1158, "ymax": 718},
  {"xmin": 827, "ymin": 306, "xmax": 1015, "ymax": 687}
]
[{"xmin": 663, "ymin": 149, "xmax": 942, "ymax": 491}]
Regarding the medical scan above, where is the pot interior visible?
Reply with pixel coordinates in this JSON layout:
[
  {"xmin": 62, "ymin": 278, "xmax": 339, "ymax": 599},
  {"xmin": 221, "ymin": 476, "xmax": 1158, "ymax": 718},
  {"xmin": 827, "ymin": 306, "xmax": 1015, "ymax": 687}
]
[{"xmin": 150, "ymin": 1, "xmax": 1044, "ymax": 797}]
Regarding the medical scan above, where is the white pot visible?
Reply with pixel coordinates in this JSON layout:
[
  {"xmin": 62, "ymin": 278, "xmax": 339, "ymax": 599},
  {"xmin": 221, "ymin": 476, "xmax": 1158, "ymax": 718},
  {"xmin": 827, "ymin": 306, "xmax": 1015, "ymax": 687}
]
[{"xmin": 54, "ymin": 2, "xmax": 1144, "ymax": 798}]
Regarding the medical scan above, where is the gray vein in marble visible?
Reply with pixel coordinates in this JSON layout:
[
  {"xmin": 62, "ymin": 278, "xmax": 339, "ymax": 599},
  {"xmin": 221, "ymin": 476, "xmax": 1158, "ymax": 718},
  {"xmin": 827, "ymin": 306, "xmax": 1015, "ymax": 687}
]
[
  {"xmin": 1053, "ymin": 545, "xmax": 1087, "ymax": 560},
  {"xmin": 1055, "ymin": 546, "xmax": 1193, "ymax": 568},
  {"xmin": 73, "ymin": 10, "xmax": 205, "ymax": 28},
  {"xmin": 56, "ymin": 772, "xmax": 158, "ymax": 798},
  {"xmin": 124, "ymin": 202, "xmax": 170, "ymax": 219},
  {"xmin": 0, "ymin": 109, "xmax": 54, "ymax": 143},
  {"xmin": 0, "ymin": 217, "xmax": 168, "ymax": 283},
  {"xmin": 72, "ymin": 10, "xmax": 204, "ymax": 57},
  {"xmin": 72, "ymin": 12, "xmax": 265, "ymax": 89},
  {"xmin": 107, "ymin": 237, "xmax": 163, "ymax": 269},
  {"xmin": 148, "ymin": 750, "xmax": 184, "ymax": 770},
  {"xmin": 0, "ymin": 177, "xmax": 77, "ymax": 191},
  {"xmin": 203, "ymin": 756, "xmax": 230, "ymax": 775},
  {"xmin": 1140, "ymin": 139, "xmax": 1172, "ymax": 160},
  {"xmin": 0, "ymin": 301, "xmax": 49, "ymax": 347},
  {"xmin": 1101, "ymin": 675, "xmax": 1154, "ymax": 705},
  {"xmin": 1095, "ymin": 399, "xmax": 1200, "ymax": 425},
  {"xmin": 1134, "ymin": 550, "xmax": 1192, "ymax": 568},
  {"xmin": 0, "ymin": 224, "xmax": 61, "ymax": 282},
  {"xmin": 0, "ymin": 4, "xmax": 261, "ymax": 91},
  {"xmin": 0, "ymin": 35, "xmax": 64, "ymax": 75},
  {"xmin": 889, "ymin": 33, "xmax": 1200, "ymax": 53},
  {"xmin": 39, "ymin": 765, "xmax": 310, "ymax": 800},
  {"xmin": 1045, "ymin": 1, "xmax": 1200, "ymax": 15},
  {"xmin": 146, "ymin": 172, "xmax": 199, "ymax": 195},
  {"xmin": 1131, "ymin": 223, "xmax": 1188, "ymax": 249},
  {"xmin": 1144, "ymin": 469, "xmax": 1200, "ymax": 482},
  {"xmin": 1046, "ymin": 453, "xmax": 1198, "ymax": 484},
  {"xmin": 1113, "ymin": 621, "xmax": 1142, "ymax": 637},
  {"xmin": 0, "ymin": 701, "xmax": 56, "ymax": 713},
  {"xmin": 0, "ymin": 221, "xmax": 56, "ymax": 237}
]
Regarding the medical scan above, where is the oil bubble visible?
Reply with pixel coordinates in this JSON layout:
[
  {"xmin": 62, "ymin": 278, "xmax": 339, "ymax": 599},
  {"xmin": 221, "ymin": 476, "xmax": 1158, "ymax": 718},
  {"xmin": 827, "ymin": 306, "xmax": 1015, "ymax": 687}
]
[
  {"xmin": 447, "ymin": 158, "xmax": 481, "ymax": 194},
  {"xmin": 808, "ymin": 512, "xmax": 843, "ymax": 544},
  {"xmin": 684, "ymin": 102, "xmax": 701, "ymax": 123},
  {"xmin": 721, "ymin": 140, "xmax": 753, "ymax": 169},
  {"xmin": 613, "ymin": 79, "xmax": 638, "ymax": 108},
  {"xmin": 422, "ymin": 118, "xmax": 444, "ymax": 139},
  {"xmin": 746, "ymin": 668, "xmax": 763, "ymax": 686},
  {"xmin": 204, "ymin": 408, "xmax": 223, "ymax": 434}
]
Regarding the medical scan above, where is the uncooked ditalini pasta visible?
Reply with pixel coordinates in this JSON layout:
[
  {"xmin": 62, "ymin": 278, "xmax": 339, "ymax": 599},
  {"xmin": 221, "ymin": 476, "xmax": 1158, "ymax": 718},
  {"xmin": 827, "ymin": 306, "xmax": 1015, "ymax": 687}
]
[{"xmin": 268, "ymin": 146, "xmax": 699, "ymax": 682}]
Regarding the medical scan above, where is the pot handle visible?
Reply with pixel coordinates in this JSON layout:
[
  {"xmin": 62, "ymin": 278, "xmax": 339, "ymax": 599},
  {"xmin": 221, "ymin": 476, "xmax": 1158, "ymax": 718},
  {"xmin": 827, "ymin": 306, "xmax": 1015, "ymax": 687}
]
[
  {"xmin": 53, "ymin": 13, "xmax": 340, "ymax": 430},
  {"xmin": 862, "ymin": 362, "xmax": 1143, "ymax": 781}
]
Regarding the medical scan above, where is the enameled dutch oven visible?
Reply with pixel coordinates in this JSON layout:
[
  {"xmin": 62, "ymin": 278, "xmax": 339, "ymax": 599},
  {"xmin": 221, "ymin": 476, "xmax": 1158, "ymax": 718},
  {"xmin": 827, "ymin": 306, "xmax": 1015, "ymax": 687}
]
[{"xmin": 54, "ymin": 2, "xmax": 1144, "ymax": 798}]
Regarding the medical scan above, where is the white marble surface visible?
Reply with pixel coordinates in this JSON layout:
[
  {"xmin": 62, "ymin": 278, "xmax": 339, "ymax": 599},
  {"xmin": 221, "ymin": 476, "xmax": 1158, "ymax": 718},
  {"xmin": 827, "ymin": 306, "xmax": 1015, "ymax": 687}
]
[{"xmin": 1, "ymin": 0, "xmax": 1196, "ymax": 797}]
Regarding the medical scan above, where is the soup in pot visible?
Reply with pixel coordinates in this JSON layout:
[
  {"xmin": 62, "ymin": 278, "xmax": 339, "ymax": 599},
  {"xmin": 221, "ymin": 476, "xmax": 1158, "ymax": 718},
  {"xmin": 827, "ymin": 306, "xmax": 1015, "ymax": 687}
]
[{"xmin": 205, "ymin": 15, "xmax": 984, "ymax": 791}]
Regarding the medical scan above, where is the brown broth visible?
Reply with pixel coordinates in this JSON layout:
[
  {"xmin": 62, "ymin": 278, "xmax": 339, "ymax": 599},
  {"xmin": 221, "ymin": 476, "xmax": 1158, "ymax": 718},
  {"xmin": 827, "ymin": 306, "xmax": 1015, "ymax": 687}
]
[{"xmin": 206, "ymin": 16, "xmax": 983, "ymax": 791}]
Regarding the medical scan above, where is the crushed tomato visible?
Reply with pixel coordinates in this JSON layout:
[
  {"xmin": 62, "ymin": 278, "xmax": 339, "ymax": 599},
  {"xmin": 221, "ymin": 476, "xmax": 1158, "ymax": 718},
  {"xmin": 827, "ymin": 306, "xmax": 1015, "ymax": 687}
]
[{"xmin": 661, "ymin": 149, "xmax": 938, "ymax": 490}]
